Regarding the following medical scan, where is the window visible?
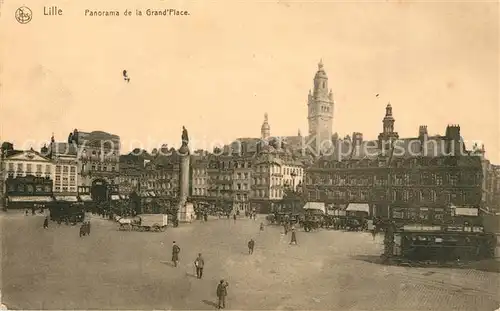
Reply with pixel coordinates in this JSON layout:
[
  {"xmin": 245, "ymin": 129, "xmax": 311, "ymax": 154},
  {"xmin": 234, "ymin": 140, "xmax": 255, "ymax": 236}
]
[
  {"xmin": 45, "ymin": 165, "xmax": 51, "ymax": 172},
  {"xmin": 36, "ymin": 164, "xmax": 42, "ymax": 172},
  {"xmin": 44, "ymin": 185, "xmax": 51, "ymax": 192},
  {"xmin": 26, "ymin": 164, "xmax": 32, "ymax": 173},
  {"xmin": 63, "ymin": 166, "xmax": 69, "ymax": 173},
  {"xmin": 70, "ymin": 166, "xmax": 76, "ymax": 173},
  {"xmin": 36, "ymin": 185, "xmax": 43, "ymax": 193},
  {"xmin": 17, "ymin": 163, "xmax": 23, "ymax": 171},
  {"xmin": 26, "ymin": 185, "xmax": 34, "ymax": 193}
]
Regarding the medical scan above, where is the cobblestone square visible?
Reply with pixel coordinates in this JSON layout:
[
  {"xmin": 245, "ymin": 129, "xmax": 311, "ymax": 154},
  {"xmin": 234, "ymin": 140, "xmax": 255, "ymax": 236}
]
[{"xmin": 2, "ymin": 214, "xmax": 499, "ymax": 310}]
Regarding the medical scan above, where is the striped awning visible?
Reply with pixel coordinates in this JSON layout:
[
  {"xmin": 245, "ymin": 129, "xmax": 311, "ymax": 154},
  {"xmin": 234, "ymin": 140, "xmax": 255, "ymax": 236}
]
[
  {"xmin": 78, "ymin": 195, "xmax": 93, "ymax": 202},
  {"xmin": 54, "ymin": 196, "xmax": 79, "ymax": 202},
  {"xmin": 9, "ymin": 196, "xmax": 54, "ymax": 203}
]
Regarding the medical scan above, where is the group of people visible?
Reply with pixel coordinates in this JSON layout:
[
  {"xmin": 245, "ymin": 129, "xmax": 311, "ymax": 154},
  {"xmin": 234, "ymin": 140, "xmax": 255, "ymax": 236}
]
[
  {"xmin": 79, "ymin": 221, "xmax": 91, "ymax": 237},
  {"xmin": 170, "ymin": 241, "xmax": 228, "ymax": 309}
]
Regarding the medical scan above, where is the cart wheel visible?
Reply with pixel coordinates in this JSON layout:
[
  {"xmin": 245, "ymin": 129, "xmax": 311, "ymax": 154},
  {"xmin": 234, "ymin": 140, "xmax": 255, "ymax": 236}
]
[
  {"xmin": 153, "ymin": 224, "xmax": 160, "ymax": 232},
  {"xmin": 160, "ymin": 225, "xmax": 166, "ymax": 232}
]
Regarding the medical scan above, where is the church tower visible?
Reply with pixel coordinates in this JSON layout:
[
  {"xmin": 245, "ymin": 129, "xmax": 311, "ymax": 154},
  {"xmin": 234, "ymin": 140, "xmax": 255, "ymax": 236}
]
[
  {"xmin": 308, "ymin": 59, "xmax": 334, "ymax": 152},
  {"xmin": 261, "ymin": 113, "xmax": 271, "ymax": 140}
]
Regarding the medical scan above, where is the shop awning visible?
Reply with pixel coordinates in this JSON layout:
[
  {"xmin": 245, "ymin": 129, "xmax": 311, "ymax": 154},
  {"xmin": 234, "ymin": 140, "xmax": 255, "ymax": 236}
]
[
  {"xmin": 78, "ymin": 195, "xmax": 93, "ymax": 202},
  {"xmin": 346, "ymin": 203, "xmax": 369, "ymax": 213},
  {"xmin": 54, "ymin": 196, "xmax": 78, "ymax": 202},
  {"xmin": 111, "ymin": 194, "xmax": 121, "ymax": 201},
  {"xmin": 9, "ymin": 196, "xmax": 54, "ymax": 203},
  {"xmin": 302, "ymin": 202, "xmax": 326, "ymax": 214}
]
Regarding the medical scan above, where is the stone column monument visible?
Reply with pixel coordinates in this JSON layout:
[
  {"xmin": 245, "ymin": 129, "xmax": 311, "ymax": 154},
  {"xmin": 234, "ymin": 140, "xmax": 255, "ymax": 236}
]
[{"xmin": 177, "ymin": 126, "xmax": 194, "ymax": 223}]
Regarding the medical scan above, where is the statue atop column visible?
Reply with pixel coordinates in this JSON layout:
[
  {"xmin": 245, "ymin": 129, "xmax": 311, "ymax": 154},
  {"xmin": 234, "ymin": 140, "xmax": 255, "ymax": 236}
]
[
  {"xmin": 181, "ymin": 126, "xmax": 189, "ymax": 147},
  {"xmin": 179, "ymin": 126, "xmax": 190, "ymax": 155}
]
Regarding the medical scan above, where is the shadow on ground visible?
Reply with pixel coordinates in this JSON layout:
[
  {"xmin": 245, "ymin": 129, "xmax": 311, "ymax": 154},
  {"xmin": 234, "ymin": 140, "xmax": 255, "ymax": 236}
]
[
  {"xmin": 202, "ymin": 299, "xmax": 218, "ymax": 308},
  {"xmin": 351, "ymin": 255, "xmax": 500, "ymax": 273}
]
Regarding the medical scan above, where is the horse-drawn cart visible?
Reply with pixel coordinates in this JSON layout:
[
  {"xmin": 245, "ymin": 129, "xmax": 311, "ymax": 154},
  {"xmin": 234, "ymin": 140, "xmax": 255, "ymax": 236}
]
[{"xmin": 117, "ymin": 214, "xmax": 168, "ymax": 232}]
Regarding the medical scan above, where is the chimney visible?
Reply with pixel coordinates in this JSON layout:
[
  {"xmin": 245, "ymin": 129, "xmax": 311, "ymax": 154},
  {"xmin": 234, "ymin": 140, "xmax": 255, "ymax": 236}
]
[{"xmin": 352, "ymin": 132, "xmax": 363, "ymax": 145}]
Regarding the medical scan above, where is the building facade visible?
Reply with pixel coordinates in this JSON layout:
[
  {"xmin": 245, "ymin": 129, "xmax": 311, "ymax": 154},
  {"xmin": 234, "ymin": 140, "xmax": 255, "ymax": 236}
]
[
  {"xmin": 2, "ymin": 149, "xmax": 54, "ymax": 209},
  {"xmin": 232, "ymin": 155, "xmax": 253, "ymax": 212},
  {"xmin": 304, "ymin": 104, "xmax": 482, "ymax": 219},
  {"xmin": 0, "ymin": 148, "xmax": 4, "ymax": 208},
  {"xmin": 190, "ymin": 155, "xmax": 209, "ymax": 199},
  {"xmin": 119, "ymin": 154, "xmax": 146, "ymax": 196},
  {"xmin": 206, "ymin": 155, "xmax": 234, "ymax": 212},
  {"xmin": 49, "ymin": 142, "xmax": 79, "ymax": 195},
  {"xmin": 69, "ymin": 129, "xmax": 121, "ymax": 190}
]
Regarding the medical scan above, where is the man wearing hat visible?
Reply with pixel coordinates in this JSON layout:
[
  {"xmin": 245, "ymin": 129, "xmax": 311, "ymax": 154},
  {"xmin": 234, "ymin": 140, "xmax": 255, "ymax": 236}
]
[{"xmin": 216, "ymin": 279, "xmax": 229, "ymax": 309}]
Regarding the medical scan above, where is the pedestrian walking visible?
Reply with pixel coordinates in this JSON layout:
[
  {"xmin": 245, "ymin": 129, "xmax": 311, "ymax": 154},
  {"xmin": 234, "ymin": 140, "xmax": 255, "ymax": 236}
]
[
  {"xmin": 260, "ymin": 222, "xmax": 264, "ymax": 231},
  {"xmin": 194, "ymin": 253, "xmax": 205, "ymax": 279},
  {"xmin": 247, "ymin": 238, "xmax": 255, "ymax": 254},
  {"xmin": 172, "ymin": 241, "xmax": 181, "ymax": 267},
  {"xmin": 25, "ymin": 209, "xmax": 29, "ymax": 216},
  {"xmin": 290, "ymin": 226, "xmax": 297, "ymax": 245},
  {"xmin": 43, "ymin": 217, "xmax": 49, "ymax": 229},
  {"xmin": 86, "ymin": 221, "xmax": 91, "ymax": 235},
  {"xmin": 233, "ymin": 214, "xmax": 236, "ymax": 223},
  {"xmin": 79, "ymin": 223, "xmax": 86, "ymax": 237},
  {"xmin": 216, "ymin": 279, "xmax": 229, "ymax": 309},
  {"xmin": 284, "ymin": 223, "xmax": 288, "ymax": 235}
]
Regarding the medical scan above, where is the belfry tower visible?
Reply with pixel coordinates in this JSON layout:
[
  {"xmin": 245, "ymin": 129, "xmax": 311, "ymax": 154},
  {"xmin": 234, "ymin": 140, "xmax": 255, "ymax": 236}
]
[
  {"xmin": 377, "ymin": 103, "xmax": 399, "ymax": 150},
  {"xmin": 307, "ymin": 59, "xmax": 334, "ymax": 153},
  {"xmin": 261, "ymin": 113, "xmax": 271, "ymax": 140}
]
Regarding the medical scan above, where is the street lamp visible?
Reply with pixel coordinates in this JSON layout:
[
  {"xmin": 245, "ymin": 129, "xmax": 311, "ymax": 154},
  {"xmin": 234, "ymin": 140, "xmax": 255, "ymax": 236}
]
[
  {"xmin": 290, "ymin": 171, "xmax": 297, "ymax": 214},
  {"xmin": 291, "ymin": 171, "xmax": 297, "ymax": 191}
]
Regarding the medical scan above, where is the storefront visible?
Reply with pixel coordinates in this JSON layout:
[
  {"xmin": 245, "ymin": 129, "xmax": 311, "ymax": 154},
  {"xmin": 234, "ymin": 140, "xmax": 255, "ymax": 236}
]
[{"xmin": 6, "ymin": 195, "xmax": 54, "ymax": 210}]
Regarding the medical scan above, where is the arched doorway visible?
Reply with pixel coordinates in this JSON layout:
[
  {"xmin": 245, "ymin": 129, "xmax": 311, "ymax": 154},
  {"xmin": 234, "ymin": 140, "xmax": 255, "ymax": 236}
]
[{"xmin": 91, "ymin": 179, "xmax": 109, "ymax": 203}]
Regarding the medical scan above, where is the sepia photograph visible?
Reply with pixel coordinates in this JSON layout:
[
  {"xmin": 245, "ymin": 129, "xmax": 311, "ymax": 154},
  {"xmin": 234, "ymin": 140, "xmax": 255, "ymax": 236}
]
[{"xmin": 0, "ymin": 0, "xmax": 499, "ymax": 310}]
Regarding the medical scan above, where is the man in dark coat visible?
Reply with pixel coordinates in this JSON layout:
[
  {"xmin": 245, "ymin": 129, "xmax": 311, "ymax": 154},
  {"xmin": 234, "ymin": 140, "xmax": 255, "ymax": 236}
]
[
  {"xmin": 172, "ymin": 241, "xmax": 180, "ymax": 267},
  {"xmin": 86, "ymin": 221, "xmax": 91, "ymax": 235},
  {"xmin": 216, "ymin": 279, "xmax": 229, "ymax": 309},
  {"xmin": 247, "ymin": 239, "xmax": 255, "ymax": 254},
  {"xmin": 43, "ymin": 217, "xmax": 49, "ymax": 229},
  {"xmin": 194, "ymin": 253, "xmax": 205, "ymax": 279}
]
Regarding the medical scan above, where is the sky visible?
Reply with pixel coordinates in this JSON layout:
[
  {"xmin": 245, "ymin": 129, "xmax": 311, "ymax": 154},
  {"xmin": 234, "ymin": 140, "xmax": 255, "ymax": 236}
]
[{"xmin": 1, "ymin": 0, "xmax": 498, "ymax": 162}]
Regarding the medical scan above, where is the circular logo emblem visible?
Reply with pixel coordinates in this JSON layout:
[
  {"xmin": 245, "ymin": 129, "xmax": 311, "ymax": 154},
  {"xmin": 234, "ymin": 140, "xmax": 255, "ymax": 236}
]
[{"xmin": 15, "ymin": 6, "xmax": 32, "ymax": 24}]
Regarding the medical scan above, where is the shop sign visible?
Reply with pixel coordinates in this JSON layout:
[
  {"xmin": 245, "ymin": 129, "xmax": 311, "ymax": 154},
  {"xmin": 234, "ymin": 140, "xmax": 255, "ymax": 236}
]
[{"xmin": 403, "ymin": 225, "xmax": 441, "ymax": 232}]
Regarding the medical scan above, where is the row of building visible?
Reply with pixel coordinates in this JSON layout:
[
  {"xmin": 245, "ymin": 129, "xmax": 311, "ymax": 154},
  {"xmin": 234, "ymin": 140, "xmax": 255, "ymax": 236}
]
[{"xmin": 1, "ymin": 61, "xmax": 499, "ymax": 217}]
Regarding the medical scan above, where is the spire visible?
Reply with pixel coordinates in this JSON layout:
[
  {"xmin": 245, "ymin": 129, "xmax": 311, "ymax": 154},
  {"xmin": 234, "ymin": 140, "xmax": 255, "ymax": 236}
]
[
  {"xmin": 318, "ymin": 58, "xmax": 324, "ymax": 70},
  {"xmin": 298, "ymin": 129, "xmax": 301, "ymax": 136}
]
